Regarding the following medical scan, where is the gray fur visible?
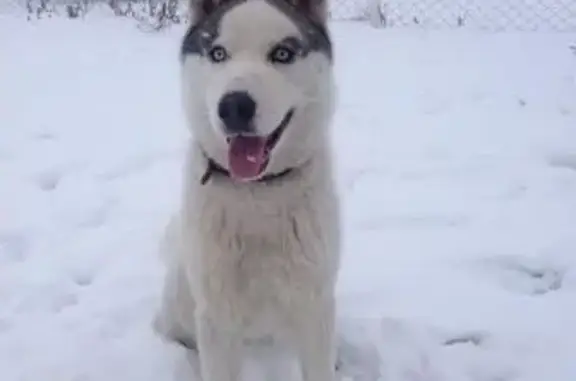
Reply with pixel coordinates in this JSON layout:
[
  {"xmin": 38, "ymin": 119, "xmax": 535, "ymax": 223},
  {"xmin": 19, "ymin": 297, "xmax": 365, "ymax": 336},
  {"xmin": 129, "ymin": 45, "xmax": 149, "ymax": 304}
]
[
  {"xmin": 181, "ymin": 0, "xmax": 332, "ymax": 60},
  {"xmin": 180, "ymin": 0, "xmax": 246, "ymax": 58}
]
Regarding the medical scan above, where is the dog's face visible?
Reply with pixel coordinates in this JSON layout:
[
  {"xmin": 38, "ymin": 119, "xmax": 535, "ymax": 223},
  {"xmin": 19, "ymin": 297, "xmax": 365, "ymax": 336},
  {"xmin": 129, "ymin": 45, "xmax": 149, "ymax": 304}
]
[{"xmin": 180, "ymin": 0, "xmax": 334, "ymax": 182}]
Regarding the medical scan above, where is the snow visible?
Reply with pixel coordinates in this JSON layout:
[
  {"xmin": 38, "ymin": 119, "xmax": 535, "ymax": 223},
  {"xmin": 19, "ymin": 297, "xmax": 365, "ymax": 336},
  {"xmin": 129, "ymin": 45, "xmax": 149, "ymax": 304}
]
[{"xmin": 1, "ymin": 13, "xmax": 576, "ymax": 381}]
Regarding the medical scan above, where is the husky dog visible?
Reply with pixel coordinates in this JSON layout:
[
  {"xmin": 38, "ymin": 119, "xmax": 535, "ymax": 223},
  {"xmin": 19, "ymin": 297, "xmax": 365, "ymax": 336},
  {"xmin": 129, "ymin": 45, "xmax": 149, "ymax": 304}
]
[{"xmin": 154, "ymin": 0, "xmax": 340, "ymax": 380}]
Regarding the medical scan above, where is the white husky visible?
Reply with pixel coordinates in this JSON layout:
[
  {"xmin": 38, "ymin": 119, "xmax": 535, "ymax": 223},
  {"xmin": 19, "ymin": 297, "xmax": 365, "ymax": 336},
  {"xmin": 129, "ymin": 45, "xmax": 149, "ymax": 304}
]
[{"xmin": 154, "ymin": 0, "xmax": 340, "ymax": 380}]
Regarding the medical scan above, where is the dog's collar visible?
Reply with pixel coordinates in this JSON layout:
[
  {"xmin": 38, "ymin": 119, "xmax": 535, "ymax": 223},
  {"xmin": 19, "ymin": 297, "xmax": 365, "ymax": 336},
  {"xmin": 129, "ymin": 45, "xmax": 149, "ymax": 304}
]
[{"xmin": 200, "ymin": 155, "xmax": 294, "ymax": 185}]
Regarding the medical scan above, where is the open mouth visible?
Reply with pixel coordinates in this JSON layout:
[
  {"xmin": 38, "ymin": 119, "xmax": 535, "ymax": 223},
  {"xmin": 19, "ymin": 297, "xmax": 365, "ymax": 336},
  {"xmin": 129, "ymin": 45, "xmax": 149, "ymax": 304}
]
[{"xmin": 226, "ymin": 108, "xmax": 294, "ymax": 181}]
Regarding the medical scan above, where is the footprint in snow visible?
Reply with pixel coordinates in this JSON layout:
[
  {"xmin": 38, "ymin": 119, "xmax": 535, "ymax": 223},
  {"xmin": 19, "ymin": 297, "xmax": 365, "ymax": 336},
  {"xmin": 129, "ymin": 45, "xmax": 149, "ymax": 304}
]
[
  {"xmin": 477, "ymin": 255, "xmax": 565, "ymax": 295},
  {"xmin": 72, "ymin": 271, "xmax": 94, "ymax": 287},
  {"xmin": 548, "ymin": 154, "xmax": 576, "ymax": 172},
  {"xmin": 33, "ymin": 132, "xmax": 57, "ymax": 141},
  {"xmin": 35, "ymin": 169, "xmax": 61, "ymax": 191},
  {"xmin": 442, "ymin": 331, "xmax": 487, "ymax": 347}
]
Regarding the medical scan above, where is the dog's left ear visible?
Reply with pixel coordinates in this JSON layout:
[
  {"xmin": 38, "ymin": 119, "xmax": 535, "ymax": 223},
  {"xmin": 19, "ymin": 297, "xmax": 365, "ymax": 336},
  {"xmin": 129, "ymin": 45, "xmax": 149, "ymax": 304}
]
[
  {"xmin": 288, "ymin": 0, "xmax": 328, "ymax": 24},
  {"xmin": 189, "ymin": 0, "xmax": 234, "ymax": 23}
]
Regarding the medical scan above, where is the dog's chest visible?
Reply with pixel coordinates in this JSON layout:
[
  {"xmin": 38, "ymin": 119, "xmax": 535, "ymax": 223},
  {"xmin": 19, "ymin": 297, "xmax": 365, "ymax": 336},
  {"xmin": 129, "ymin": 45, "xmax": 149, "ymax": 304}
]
[{"xmin": 190, "ymin": 188, "xmax": 335, "ymax": 335}]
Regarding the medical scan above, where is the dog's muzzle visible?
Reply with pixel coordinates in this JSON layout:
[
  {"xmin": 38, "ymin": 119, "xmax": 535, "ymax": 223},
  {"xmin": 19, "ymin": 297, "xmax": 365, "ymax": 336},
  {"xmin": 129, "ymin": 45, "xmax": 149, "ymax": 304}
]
[{"xmin": 225, "ymin": 108, "xmax": 294, "ymax": 182}]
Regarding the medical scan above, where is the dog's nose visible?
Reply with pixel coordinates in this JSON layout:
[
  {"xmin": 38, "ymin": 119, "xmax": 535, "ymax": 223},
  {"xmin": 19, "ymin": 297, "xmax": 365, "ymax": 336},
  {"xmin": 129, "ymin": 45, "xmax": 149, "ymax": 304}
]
[{"xmin": 218, "ymin": 91, "xmax": 256, "ymax": 134}]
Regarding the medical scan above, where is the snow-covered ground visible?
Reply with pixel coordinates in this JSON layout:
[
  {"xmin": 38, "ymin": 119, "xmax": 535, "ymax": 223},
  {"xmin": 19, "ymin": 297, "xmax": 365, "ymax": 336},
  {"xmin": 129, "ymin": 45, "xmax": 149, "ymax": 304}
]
[{"xmin": 1, "ymin": 13, "xmax": 576, "ymax": 381}]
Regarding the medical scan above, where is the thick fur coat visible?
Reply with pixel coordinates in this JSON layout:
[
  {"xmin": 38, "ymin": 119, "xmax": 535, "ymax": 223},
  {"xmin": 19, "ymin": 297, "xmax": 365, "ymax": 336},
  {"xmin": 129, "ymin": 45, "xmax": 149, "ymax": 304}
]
[{"xmin": 154, "ymin": 1, "xmax": 341, "ymax": 380}]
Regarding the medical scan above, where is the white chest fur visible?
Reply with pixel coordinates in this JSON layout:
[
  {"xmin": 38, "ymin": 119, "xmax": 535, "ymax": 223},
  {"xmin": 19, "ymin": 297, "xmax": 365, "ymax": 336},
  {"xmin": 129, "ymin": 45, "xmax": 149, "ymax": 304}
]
[{"xmin": 181, "ymin": 146, "xmax": 340, "ymax": 339}]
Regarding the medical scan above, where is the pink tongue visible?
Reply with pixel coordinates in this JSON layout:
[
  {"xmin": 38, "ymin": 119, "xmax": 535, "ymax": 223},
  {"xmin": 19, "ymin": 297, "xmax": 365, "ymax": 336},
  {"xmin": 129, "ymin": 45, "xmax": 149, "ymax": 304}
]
[{"xmin": 228, "ymin": 136, "xmax": 267, "ymax": 180}]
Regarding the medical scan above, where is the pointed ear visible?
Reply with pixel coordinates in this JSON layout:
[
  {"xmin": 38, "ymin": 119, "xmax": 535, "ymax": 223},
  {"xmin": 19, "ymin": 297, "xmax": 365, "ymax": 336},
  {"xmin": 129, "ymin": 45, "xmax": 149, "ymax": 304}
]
[
  {"xmin": 188, "ymin": 0, "xmax": 225, "ymax": 23},
  {"xmin": 288, "ymin": 0, "xmax": 328, "ymax": 24}
]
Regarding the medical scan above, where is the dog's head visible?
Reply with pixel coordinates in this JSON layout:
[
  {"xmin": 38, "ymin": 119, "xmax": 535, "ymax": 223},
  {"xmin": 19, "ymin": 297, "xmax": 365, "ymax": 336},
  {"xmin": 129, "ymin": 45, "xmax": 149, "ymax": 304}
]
[{"xmin": 180, "ymin": 0, "xmax": 335, "ymax": 182}]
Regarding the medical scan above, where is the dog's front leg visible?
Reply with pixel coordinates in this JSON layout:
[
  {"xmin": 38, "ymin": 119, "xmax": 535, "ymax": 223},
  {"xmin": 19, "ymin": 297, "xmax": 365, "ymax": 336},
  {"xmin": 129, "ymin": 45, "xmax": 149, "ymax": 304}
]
[
  {"xmin": 196, "ymin": 313, "xmax": 241, "ymax": 381},
  {"xmin": 294, "ymin": 298, "xmax": 338, "ymax": 381}
]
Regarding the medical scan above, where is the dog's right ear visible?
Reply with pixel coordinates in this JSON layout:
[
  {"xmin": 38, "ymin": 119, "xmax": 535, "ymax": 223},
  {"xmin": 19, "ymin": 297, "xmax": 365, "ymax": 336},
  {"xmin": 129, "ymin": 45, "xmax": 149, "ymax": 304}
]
[
  {"xmin": 188, "ymin": 0, "xmax": 227, "ymax": 23},
  {"xmin": 287, "ymin": 0, "xmax": 328, "ymax": 24}
]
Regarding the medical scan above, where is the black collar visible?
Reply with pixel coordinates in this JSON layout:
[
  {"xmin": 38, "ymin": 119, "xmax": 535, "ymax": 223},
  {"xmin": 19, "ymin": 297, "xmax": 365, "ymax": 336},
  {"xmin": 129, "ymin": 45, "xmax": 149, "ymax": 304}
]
[{"xmin": 200, "ymin": 157, "xmax": 294, "ymax": 185}]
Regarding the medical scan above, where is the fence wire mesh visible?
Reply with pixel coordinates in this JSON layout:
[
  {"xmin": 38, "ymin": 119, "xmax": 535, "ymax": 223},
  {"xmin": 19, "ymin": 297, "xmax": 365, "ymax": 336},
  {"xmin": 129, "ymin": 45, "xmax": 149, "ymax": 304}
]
[
  {"xmin": 329, "ymin": 0, "xmax": 576, "ymax": 31},
  {"xmin": 10, "ymin": 0, "xmax": 576, "ymax": 32}
]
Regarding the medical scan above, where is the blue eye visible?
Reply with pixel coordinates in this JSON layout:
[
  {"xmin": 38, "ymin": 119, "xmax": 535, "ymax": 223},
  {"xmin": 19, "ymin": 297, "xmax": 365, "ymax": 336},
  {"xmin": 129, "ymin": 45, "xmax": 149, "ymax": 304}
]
[
  {"xmin": 269, "ymin": 45, "xmax": 296, "ymax": 64},
  {"xmin": 208, "ymin": 45, "xmax": 228, "ymax": 63}
]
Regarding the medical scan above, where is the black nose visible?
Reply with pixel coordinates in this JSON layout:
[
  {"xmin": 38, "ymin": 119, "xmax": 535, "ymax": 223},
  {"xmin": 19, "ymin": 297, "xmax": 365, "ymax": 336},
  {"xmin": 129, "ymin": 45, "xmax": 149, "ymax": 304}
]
[{"xmin": 218, "ymin": 91, "xmax": 256, "ymax": 134}]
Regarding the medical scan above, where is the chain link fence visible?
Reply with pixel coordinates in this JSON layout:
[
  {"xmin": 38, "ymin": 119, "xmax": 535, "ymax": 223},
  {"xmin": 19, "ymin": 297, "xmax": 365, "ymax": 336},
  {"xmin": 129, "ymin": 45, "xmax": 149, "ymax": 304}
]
[
  {"xmin": 329, "ymin": 0, "xmax": 576, "ymax": 31},
  {"xmin": 9, "ymin": 0, "xmax": 576, "ymax": 32}
]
